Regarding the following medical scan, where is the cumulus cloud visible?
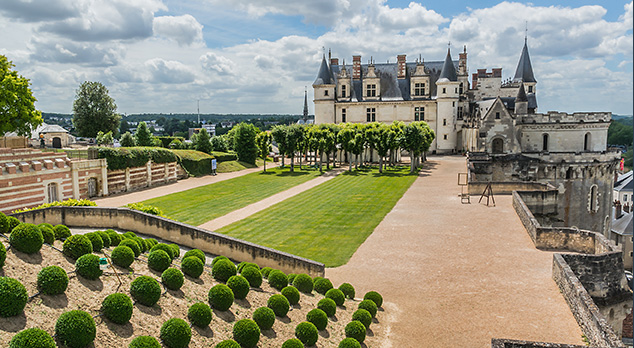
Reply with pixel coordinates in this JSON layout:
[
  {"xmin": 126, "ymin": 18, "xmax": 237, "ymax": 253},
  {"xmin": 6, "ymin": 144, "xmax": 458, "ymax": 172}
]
[
  {"xmin": 153, "ymin": 15, "xmax": 204, "ymax": 46},
  {"xmin": 145, "ymin": 58, "xmax": 196, "ymax": 84},
  {"xmin": 200, "ymin": 52, "xmax": 235, "ymax": 75},
  {"xmin": 29, "ymin": 38, "xmax": 123, "ymax": 66},
  {"xmin": 208, "ymin": 0, "xmax": 346, "ymax": 25},
  {"xmin": 0, "ymin": 0, "xmax": 79, "ymax": 22}
]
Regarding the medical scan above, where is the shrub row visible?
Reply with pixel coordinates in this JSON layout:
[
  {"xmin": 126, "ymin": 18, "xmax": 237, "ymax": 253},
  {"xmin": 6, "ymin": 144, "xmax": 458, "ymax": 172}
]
[{"xmin": 96, "ymin": 147, "xmax": 178, "ymax": 170}]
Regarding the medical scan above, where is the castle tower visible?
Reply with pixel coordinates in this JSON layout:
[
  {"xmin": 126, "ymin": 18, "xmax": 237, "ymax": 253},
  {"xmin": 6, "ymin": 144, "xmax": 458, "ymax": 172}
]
[
  {"xmin": 303, "ymin": 87, "xmax": 309, "ymax": 122},
  {"xmin": 514, "ymin": 83, "xmax": 528, "ymax": 115},
  {"xmin": 513, "ymin": 38, "xmax": 537, "ymax": 95},
  {"xmin": 312, "ymin": 55, "xmax": 336, "ymax": 124},
  {"xmin": 435, "ymin": 47, "xmax": 460, "ymax": 154}
]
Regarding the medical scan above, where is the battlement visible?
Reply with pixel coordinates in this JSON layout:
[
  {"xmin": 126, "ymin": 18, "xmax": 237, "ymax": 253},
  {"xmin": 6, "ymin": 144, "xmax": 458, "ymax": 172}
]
[{"xmin": 521, "ymin": 112, "xmax": 611, "ymax": 124}]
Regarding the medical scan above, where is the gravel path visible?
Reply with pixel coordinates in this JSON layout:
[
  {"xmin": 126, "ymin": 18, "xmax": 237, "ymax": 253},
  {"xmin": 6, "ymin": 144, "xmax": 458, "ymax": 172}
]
[{"xmin": 326, "ymin": 156, "xmax": 584, "ymax": 348}]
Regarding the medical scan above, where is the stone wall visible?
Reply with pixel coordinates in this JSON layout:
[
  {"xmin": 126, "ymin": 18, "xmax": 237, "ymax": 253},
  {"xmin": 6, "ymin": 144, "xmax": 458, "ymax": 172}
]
[
  {"xmin": 490, "ymin": 338, "xmax": 589, "ymax": 348},
  {"xmin": 11, "ymin": 206, "xmax": 325, "ymax": 277},
  {"xmin": 467, "ymin": 181, "xmax": 552, "ymax": 195},
  {"xmin": 107, "ymin": 161, "xmax": 185, "ymax": 195}
]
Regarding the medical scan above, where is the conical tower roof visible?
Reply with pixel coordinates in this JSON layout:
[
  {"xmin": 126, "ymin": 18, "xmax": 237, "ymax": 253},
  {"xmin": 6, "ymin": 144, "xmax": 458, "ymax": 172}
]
[
  {"xmin": 438, "ymin": 48, "xmax": 457, "ymax": 82},
  {"xmin": 516, "ymin": 82, "xmax": 528, "ymax": 102},
  {"xmin": 313, "ymin": 55, "xmax": 333, "ymax": 85},
  {"xmin": 513, "ymin": 39, "xmax": 536, "ymax": 83},
  {"xmin": 303, "ymin": 88, "xmax": 309, "ymax": 119}
]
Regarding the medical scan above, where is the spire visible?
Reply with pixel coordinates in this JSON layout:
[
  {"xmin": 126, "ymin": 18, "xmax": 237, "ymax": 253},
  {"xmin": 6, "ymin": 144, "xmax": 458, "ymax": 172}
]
[
  {"xmin": 516, "ymin": 82, "xmax": 528, "ymax": 102},
  {"xmin": 513, "ymin": 39, "xmax": 536, "ymax": 83},
  {"xmin": 313, "ymin": 55, "xmax": 333, "ymax": 85},
  {"xmin": 438, "ymin": 47, "xmax": 457, "ymax": 82},
  {"xmin": 303, "ymin": 87, "xmax": 308, "ymax": 120}
]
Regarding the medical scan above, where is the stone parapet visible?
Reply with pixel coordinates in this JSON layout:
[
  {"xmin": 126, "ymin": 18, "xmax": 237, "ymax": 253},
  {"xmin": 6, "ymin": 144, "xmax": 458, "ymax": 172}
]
[
  {"xmin": 520, "ymin": 112, "xmax": 611, "ymax": 124},
  {"xmin": 491, "ymin": 338, "xmax": 591, "ymax": 348}
]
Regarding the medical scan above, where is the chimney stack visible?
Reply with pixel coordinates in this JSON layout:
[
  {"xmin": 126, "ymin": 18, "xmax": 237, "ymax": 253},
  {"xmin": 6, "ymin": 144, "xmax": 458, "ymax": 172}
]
[
  {"xmin": 353, "ymin": 55, "xmax": 361, "ymax": 79},
  {"xmin": 472, "ymin": 73, "xmax": 478, "ymax": 87},
  {"xmin": 458, "ymin": 46, "xmax": 467, "ymax": 75},
  {"xmin": 492, "ymin": 68, "xmax": 502, "ymax": 78},
  {"xmin": 330, "ymin": 58, "xmax": 339, "ymax": 66},
  {"xmin": 616, "ymin": 200, "xmax": 623, "ymax": 218},
  {"xmin": 397, "ymin": 54, "xmax": 406, "ymax": 79}
]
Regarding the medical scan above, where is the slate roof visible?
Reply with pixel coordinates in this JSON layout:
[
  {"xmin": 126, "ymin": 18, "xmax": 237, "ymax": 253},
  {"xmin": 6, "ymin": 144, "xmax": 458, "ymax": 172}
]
[
  {"xmin": 612, "ymin": 211, "xmax": 633, "ymax": 236},
  {"xmin": 313, "ymin": 56, "xmax": 333, "ymax": 85},
  {"xmin": 615, "ymin": 171, "xmax": 633, "ymax": 193},
  {"xmin": 516, "ymin": 83, "xmax": 528, "ymax": 102},
  {"xmin": 438, "ymin": 49, "xmax": 458, "ymax": 82},
  {"xmin": 513, "ymin": 40, "xmax": 536, "ymax": 83}
]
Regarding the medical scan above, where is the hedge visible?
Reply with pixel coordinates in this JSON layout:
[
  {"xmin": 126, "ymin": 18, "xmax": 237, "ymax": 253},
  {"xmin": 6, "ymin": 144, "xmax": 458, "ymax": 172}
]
[
  {"xmin": 95, "ymin": 147, "xmax": 178, "ymax": 170},
  {"xmin": 211, "ymin": 151, "xmax": 238, "ymax": 162},
  {"xmin": 171, "ymin": 150, "xmax": 214, "ymax": 177},
  {"xmin": 12, "ymin": 199, "xmax": 96, "ymax": 213},
  {"xmin": 156, "ymin": 136, "xmax": 185, "ymax": 148}
]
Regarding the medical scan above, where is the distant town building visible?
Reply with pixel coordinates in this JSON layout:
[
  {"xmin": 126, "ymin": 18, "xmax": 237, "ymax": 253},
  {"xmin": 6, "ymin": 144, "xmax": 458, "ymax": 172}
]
[{"xmin": 188, "ymin": 124, "xmax": 216, "ymax": 138}]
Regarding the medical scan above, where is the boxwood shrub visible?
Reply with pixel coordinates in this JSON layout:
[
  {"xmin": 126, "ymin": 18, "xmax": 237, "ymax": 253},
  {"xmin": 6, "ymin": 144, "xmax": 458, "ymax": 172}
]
[
  {"xmin": 133, "ymin": 237, "xmax": 148, "ymax": 253},
  {"xmin": 129, "ymin": 336, "xmax": 161, "ymax": 348},
  {"xmin": 0, "ymin": 242, "xmax": 6, "ymax": 268},
  {"xmin": 294, "ymin": 321, "xmax": 318, "ymax": 346},
  {"xmin": 148, "ymin": 250, "xmax": 171, "ymax": 272},
  {"xmin": 317, "ymin": 298, "xmax": 337, "ymax": 317},
  {"xmin": 111, "ymin": 245, "xmax": 135, "ymax": 268},
  {"xmin": 0, "ymin": 277, "xmax": 27, "ymax": 317},
  {"xmin": 6, "ymin": 217, "xmax": 20, "ymax": 233},
  {"xmin": 345, "ymin": 320, "xmax": 366, "ymax": 343},
  {"xmin": 168, "ymin": 243, "xmax": 180, "ymax": 258},
  {"xmin": 102, "ymin": 293, "xmax": 133, "ymax": 324},
  {"xmin": 306, "ymin": 308, "xmax": 328, "ymax": 330},
  {"xmin": 53, "ymin": 224, "xmax": 72, "ymax": 240},
  {"xmin": 39, "ymin": 225, "xmax": 55, "ymax": 245},
  {"xmin": 215, "ymin": 340, "xmax": 241, "ymax": 348},
  {"xmin": 339, "ymin": 337, "xmax": 362, "ymax": 348},
  {"xmin": 363, "ymin": 290, "xmax": 383, "ymax": 307},
  {"xmin": 37, "ymin": 265, "xmax": 69, "ymax": 295},
  {"xmin": 9, "ymin": 223, "xmax": 43, "ymax": 254},
  {"xmin": 97, "ymin": 147, "xmax": 177, "ymax": 171},
  {"xmin": 281, "ymin": 286, "xmax": 300, "ymax": 305},
  {"xmin": 237, "ymin": 262, "xmax": 258, "ymax": 273},
  {"xmin": 107, "ymin": 230, "xmax": 122, "ymax": 246},
  {"xmin": 358, "ymin": 299, "xmax": 378, "ymax": 318},
  {"xmin": 160, "ymin": 318, "xmax": 191, "ymax": 348},
  {"xmin": 314, "ymin": 277, "xmax": 333, "ymax": 295},
  {"xmin": 226, "ymin": 275, "xmax": 250, "ymax": 300},
  {"xmin": 260, "ymin": 266, "xmax": 272, "ymax": 278},
  {"xmin": 352, "ymin": 309, "xmax": 372, "ymax": 329},
  {"xmin": 145, "ymin": 238, "xmax": 158, "ymax": 249},
  {"xmin": 267, "ymin": 294, "xmax": 290, "ymax": 317},
  {"xmin": 292, "ymin": 274, "xmax": 313, "ymax": 294},
  {"xmin": 85, "ymin": 232, "xmax": 104, "ymax": 252},
  {"xmin": 267, "ymin": 270, "xmax": 287, "ymax": 291},
  {"xmin": 232, "ymin": 319, "xmax": 260, "ymax": 348},
  {"xmin": 96, "ymin": 230, "xmax": 111, "ymax": 248},
  {"xmin": 287, "ymin": 273, "xmax": 297, "ymax": 284},
  {"xmin": 150, "ymin": 243, "xmax": 174, "ymax": 261},
  {"xmin": 161, "ymin": 268, "xmax": 184, "ymax": 291},
  {"xmin": 240, "ymin": 266, "xmax": 262, "ymax": 288},
  {"xmin": 9, "ymin": 328, "xmax": 56, "ymax": 348},
  {"xmin": 252, "ymin": 306, "xmax": 275, "ymax": 330},
  {"xmin": 55, "ymin": 310, "xmax": 96, "ymax": 348},
  {"xmin": 338, "ymin": 283, "xmax": 355, "ymax": 299},
  {"xmin": 211, "ymin": 255, "xmax": 229, "ymax": 266},
  {"xmin": 0, "ymin": 212, "xmax": 8, "ymax": 234},
  {"xmin": 119, "ymin": 239, "xmax": 141, "ymax": 257},
  {"xmin": 326, "ymin": 288, "xmax": 346, "ymax": 306},
  {"xmin": 208, "ymin": 284, "xmax": 234, "ymax": 311},
  {"xmin": 183, "ymin": 249, "xmax": 205, "ymax": 264},
  {"xmin": 282, "ymin": 338, "xmax": 304, "ymax": 348},
  {"xmin": 212, "ymin": 259, "xmax": 237, "ymax": 283},
  {"xmin": 181, "ymin": 256, "xmax": 204, "ymax": 278},
  {"xmin": 188, "ymin": 302, "xmax": 212, "ymax": 328},
  {"xmin": 130, "ymin": 276, "xmax": 161, "ymax": 307},
  {"xmin": 62, "ymin": 234, "xmax": 93, "ymax": 260}
]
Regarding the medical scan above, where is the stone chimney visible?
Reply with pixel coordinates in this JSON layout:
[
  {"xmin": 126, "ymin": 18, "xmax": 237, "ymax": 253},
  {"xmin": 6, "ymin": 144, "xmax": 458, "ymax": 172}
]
[
  {"xmin": 616, "ymin": 200, "xmax": 623, "ymax": 218},
  {"xmin": 472, "ymin": 73, "xmax": 478, "ymax": 87},
  {"xmin": 397, "ymin": 54, "xmax": 406, "ymax": 79},
  {"xmin": 492, "ymin": 68, "xmax": 502, "ymax": 78},
  {"xmin": 353, "ymin": 55, "xmax": 361, "ymax": 79},
  {"xmin": 458, "ymin": 46, "xmax": 467, "ymax": 75},
  {"xmin": 330, "ymin": 58, "xmax": 339, "ymax": 66},
  {"xmin": 625, "ymin": 203, "xmax": 631, "ymax": 213}
]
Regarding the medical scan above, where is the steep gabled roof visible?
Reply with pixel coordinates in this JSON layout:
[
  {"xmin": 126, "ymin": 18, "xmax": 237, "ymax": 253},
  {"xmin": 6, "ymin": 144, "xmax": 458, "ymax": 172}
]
[
  {"xmin": 313, "ymin": 56, "xmax": 333, "ymax": 85},
  {"xmin": 513, "ymin": 40, "xmax": 536, "ymax": 83},
  {"xmin": 438, "ymin": 48, "xmax": 457, "ymax": 82},
  {"xmin": 516, "ymin": 83, "xmax": 528, "ymax": 102}
]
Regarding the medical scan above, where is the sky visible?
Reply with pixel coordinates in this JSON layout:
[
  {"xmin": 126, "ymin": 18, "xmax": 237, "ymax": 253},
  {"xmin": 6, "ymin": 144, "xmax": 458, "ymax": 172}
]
[{"xmin": 0, "ymin": 0, "xmax": 632, "ymax": 116}]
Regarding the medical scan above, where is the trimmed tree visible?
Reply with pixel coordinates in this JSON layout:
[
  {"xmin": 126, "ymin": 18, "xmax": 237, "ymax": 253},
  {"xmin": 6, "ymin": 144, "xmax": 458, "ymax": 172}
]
[
  {"xmin": 120, "ymin": 131, "xmax": 136, "ymax": 147},
  {"xmin": 233, "ymin": 123, "xmax": 259, "ymax": 165},
  {"xmin": 135, "ymin": 121, "xmax": 154, "ymax": 147},
  {"xmin": 255, "ymin": 131, "xmax": 272, "ymax": 172},
  {"xmin": 195, "ymin": 128, "xmax": 212, "ymax": 154},
  {"xmin": 271, "ymin": 125, "xmax": 288, "ymax": 168}
]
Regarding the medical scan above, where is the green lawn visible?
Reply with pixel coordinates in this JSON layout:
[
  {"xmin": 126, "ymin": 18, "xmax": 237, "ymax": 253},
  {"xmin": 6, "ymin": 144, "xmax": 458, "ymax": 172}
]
[
  {"xmin": 141, "ymin": 166, "xmax": 323, "ymax": 225},
  {"xmin": 216, "ymin": 166, "xmax": 418, "ymax": 267}
]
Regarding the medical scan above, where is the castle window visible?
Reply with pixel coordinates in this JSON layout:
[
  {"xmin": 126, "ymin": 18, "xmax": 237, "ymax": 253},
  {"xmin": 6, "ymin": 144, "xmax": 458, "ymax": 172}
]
[
  {"xmin": 492, "ymin": 138, "xmax": 504, "ymax": 154},
  {"xmin": 542, "ymin": 134, "xmax": 549, "ymax": 152},
  {"xmin": 566, "ymin": 167, "xmax": 572, "ymax": 179},
  {"xmin": 341, "ymin": 109, "xmax": 346, "ymax": 123},
  {"xmin": 324, "ymin": 90, "xmax": 329, "ymax": 96},
  {"xmin": 584, "ymin": 132, "xmax": 591, "ymax": 151},
  {"xmin": 457, "ymin": 107, "xmax": 463, "ymax": 120},
  {"xmin": 366, "ymin": 84, "xmax": 376, "ymax": 97},
  {"xmin": 443, "ymin": 119, "xmax": 447, "ymax": 126},
  {"xmin": 414, "ymin": 107, "xmax": 425, "ymax": 121},
  {"xmin": 624, "ymin": 194, "xmax": 628, "ymax": 202},
  {"xmin": 414, "ymin": 83, "xmax": 425, "ymax": 96},
  {"xmin": 588, "ymin": 184, "xmax": 599, "ymax": 213},
  {"xmin": 495, "ymin": 112, "xmax": 500, "ymax": 119},
  {"xmin": 366, "ymin": 108, "xmax": 376, "ymax": 122},
  {"xmin": 455, "ymin": 88, "xmax": 458, "ymax": 93},
  {"xmin": 47, "ymin": 183, "xmax": 59, "ymax": 203},
  {"xmin": 443, "ymin": 134, "xmax": 448, "ymax": 140},
  {"xmin": 452, "ymin": 101, "xmax": 455, "ymax": 107},
  {"xmin": 442, "ymin": 88, "xmax": 446, "ymax": 94},
  {"xmin": 459, "ymin": 83, "xmax": 463, "ymax": 94},
  {"xmin": 341, "ymin": 85, "xmax": 346, "ymax": 98},
  {"xmin": 528, "ymin": 85, "xmax": 533, "ymax": 93}
]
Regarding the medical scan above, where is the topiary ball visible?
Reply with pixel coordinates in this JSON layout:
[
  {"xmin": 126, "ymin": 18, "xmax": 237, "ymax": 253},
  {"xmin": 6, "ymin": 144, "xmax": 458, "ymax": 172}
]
[
  {"xmin": 107, "ymin": 230, "xmax": 122, "ymax": 246},
  {"xmin": 183, "ymin": 249, "xmax": 205, "ymax": 264},
  {"xmin": 160, "ymin": 318, "xmax": 191, "ymax": 348},
  {"xmin": 62, "ymin": 234, "xmax": 93, "ymax": 260},
  {"xmin": 292, "ymin": 273, "xmax": 314, "ymax": 294},
  {"xmin": 345, "ymin": 320, "xmax": 366, "ymax": 343},
  {"xmin": 39, "ymin": 225, "xmax": 55, "ymax": 245},
  {"xmin": 326, "ymin": 288, "xmax": 346, "ymax": 306},
  {"xmin": 111, "ymin": 245, "xmax": 135, "ymax": 268},
  {"xmin": 215, "ymin": 340, "xmax": 241, "ymax": 348},
  {"xmin": 306, "ymin": 308, "xmax": 328, "ymax": 330},
  {"xmin": 339, "ymin": 337, "xmax": 362, "ymax": 348},
  {"xmin": 102, "ymin": 293, "xmax": 133, "ymax": 325},
  {"xmin": 212, "ymin": 259, "xmax": 237, "ymax": 283},
  {"xmin": 295, "ymin": 321, "xmax": 318, "ymax": 346},
  {"xmin": 9, "ymin": 328, "xmax": 56, "ymax": 348},
  {"xmin": 0, "ymin": 277, "xmax": 27, "ymax": 317},
  {"xmin": 145, "ymin": 238, "xmax": 158, "ymax": 249},
  {"xmin": 314, "ymin": 277, "xmax": 333, "ymax": 295},
  {"xmin": 0, "ymin": 212, "xmax": 8, "ymax": 234},
  {"xmin": 148, "ymin": 250, "xmax": 171, "ymax": 272},
  {"xmin": 226, "ymin": 275, "xmax": 250, "ymax": 300},
  {"xmin": 282, "ymin": 338, "xmax": 304, "ymax": 348},
  {"xmin": 37, "ymin": 265, "xmax": 69, "ymax": 295},
  {"xmin": 0, "ymin": 242, "xmax": 6, "ymax": 268},
  {"xmin": 161, "ymin": 268, "xmax": 184, "ymax": 291},
  {"xmin": 130, "ymin": 276, "xmax": 161, "ymax": 307},
  {"xmin": 267, "ymin": 270, "xmax": 288, "ymax": 291},
  {"xmin": 252, "ymin": 306, "xmax": 275, "ymax": 330},
  {"xmin": 237, "ymin": 262, "xmax": 259, "ymax": 273},
  {"xmin": 129, "ymin": 336, "xmax": 161, "ymax": 348},
  {"xmin": 352, "ymin": 309, "xmax": 372, "ymax": 329},
  {"xmin": 267, "ymin": 294, "xmax": 290, "ymax": 317},
  {"xmin": 313, "ymin": 276, "xmax": 324, "ymax": 284},
  {"xmin": 53, "ymin": 224, "xmax": 72, "ymax": 240},
  {"xmin": 168, "ymin": 243, "xmax": 180, "ymax": 258},
  {"xmin": 9, "ymin": 223, "xmax": 43, "ymax": 254},
  {"xmin": 260, "ymin": 266, "xmax": 272, "ymax": 278},
  {"xmin": 188, "ymin": 302, "xmax": 212, "ymax": 328},
  {"xmin": 133, "ymin": 237, "xmax": 148, "ymax": 253},
  {"xmin": 364, "ymin": 290, "xmax": 383, "ymax": 307},
  {"xmin": 96, "ymin": 230, "xmax": 111, "ymax": 248},
  {"xmin": 123, "ymin": 231, "xmax": 137, "ymax": 239},
  {"xmin": 119, "ymin": 239, "xmax": 141, "ymax": 257},
  {"xmin": 208, "ymin": 284, "xmax": 234, "ymax": 311},
  {"xmin": 150, "ymin": 243, "xmax": 174, "ymax": 261},
  {"xmin": 287, "ymin": 273, "xmax": 297, "ymax": 284},
  {"xmin": 55, "ymin": 310, "xmax": 96, "ymax": 348},
  {"xmin": 6, "ymin": 217, "xmax": 21, "ymax": 232},
  {"xmin": 181, "ymin": 256, "xmax": 204, "ymax": 278},
  {"xmin": 339, "ymin": 283, "xmax": 355, "ymax": 299},
  {"xmin": 358, "ymin": 299, "xmax": 378, "ymax": 318},
  {"xmin": 241, "ymin": 266, "xmax": 262, "ymax": 288},
  {"xmin": 75, "ymin": 253, "xmax": 103, "ymax": 280},
  {"xmin": 211, "ymin": 255, "xmax": 229, "ymax": 266},
  {"xmin": 281, "ymin": 286, "xmax": 300, "ymax": 305},
  {"xmin": 85, "ymin": 232, "xmax": 104, "ymax": 252},
  {"xmin": 318, "ymin": 298, "xmax": 337, "ymax": 317},
  {"xmin": 232, "ymin": 319, "xmax": 260, "ymax": 348}
]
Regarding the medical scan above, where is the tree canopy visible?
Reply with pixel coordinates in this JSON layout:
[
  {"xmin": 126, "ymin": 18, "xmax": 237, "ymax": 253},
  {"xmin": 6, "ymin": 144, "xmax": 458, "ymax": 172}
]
[
  {"xmin": 255, "ymin": 131, "xmax": 272, "ymax": 172},
  {"xmin": 233, "ymin": 122, "xmax": 259, "ymax": 165},
  {"xmin": 0, "ymin": 55, "xmax": 42, "ymax": 136},
  {"xmin": 135, "ymin": 121, "xmax": 154, "ymax": 146},
  {"xmin": 72, "ymin": 81, "xmax": 120, "ymax": 138},
  {"xmin": 195, "ymin": 128, "xmax": 212, "ymax": 154}
]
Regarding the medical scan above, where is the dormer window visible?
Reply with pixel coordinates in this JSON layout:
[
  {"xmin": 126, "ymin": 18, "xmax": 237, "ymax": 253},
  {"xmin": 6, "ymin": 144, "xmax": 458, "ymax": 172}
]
[
  {"xmin": 341, "ymin": 85, "xmax": 346, "ymax": 98},
  {"xmin": 495, "ymin": 112, "xmax": 500, "ymax": 119},
  {"xmin": 414, "ymin": 83, "xmax": 425, "ymax": 96},
  {"xmin": 366, "ymin": 84, "xmax": 376, "ymax": 97},
  {"xmin": 528, "ymin": 86, "xmax": 533, "ymax": 93}
]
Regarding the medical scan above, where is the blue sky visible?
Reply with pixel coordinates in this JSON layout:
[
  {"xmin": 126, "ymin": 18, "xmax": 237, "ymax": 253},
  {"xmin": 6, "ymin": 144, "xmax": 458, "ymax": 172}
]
[{"xmin": 0, "ymin": 0, "xmax": 632, "ymax": 115}]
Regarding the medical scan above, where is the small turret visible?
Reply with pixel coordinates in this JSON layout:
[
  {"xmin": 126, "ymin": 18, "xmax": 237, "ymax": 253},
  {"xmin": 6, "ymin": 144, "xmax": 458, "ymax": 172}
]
[{"xmin": 514, "ymin": 83, "xmax": 528, "ymax": 115}]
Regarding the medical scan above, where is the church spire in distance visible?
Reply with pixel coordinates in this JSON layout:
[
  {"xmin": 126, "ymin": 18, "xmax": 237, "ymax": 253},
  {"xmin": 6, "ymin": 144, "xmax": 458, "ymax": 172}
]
[{"xmin": 303, "ymin": 87, "xmax": 308, "ymax": 122}]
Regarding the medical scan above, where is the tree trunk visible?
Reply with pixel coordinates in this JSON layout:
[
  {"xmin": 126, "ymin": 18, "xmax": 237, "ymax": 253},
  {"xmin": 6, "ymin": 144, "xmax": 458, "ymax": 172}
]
[
  {"xmin": 379, "ymin": 156, "xmax": 383, "ymax": 173},
  {"xmin": 263, "ymin": 156, "xmax": 267, "ymax": 172},
  {"xmin": 290, "ymin": 154, "xmax": 295, "ymax": 172},
  {"xmin": 349, "ymin": 152, "xmax": 352, "ymax": 171},
  {"xmin": 410, "ymin": 152, "xmax": 416, "ymax": 173},
  {"xmin": 355, "ymin": 154, "xmax": 358, "ymax": 170},
  {"xmin": 299, "ymin": 152, "xmax": 302, "ymax": 170},
  {"xmin": 319, "ymin": 151, "xmax": 323, "ymax": 173},
  {"xmin": 326, "ymin": 152, "xmax": 330, "ymax": 170},
  {"xmin": 281, "ymin": 156, "xmax": 285, "ymax": 168}
]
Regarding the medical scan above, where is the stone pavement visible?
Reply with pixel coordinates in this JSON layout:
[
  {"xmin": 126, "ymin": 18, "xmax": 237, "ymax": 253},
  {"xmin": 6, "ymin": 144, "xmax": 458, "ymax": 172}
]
[{"xmin": 326, "ymin": 156, "xmax": 584, "ymax": 348}]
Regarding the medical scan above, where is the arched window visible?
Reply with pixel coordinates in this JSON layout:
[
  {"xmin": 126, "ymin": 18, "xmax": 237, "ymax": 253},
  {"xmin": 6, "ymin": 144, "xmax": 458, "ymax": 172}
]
[
  {"xmin": 47, "ymin": 183, "xmax": 59, "ymax": 203},
  {"xmin": 492, "ymin": 138, "xmax": 504, "ymax": 154},
  {"xmin": 584, "ymin": 132, "xmax": 591, "ymax": 151},
  {"xmin": 542, "ymin": 134, "xmax": 549, "ymax": 152},
  {"xmin": 588, "ymin": 184, "xmax": 598, "ymax": 213}
]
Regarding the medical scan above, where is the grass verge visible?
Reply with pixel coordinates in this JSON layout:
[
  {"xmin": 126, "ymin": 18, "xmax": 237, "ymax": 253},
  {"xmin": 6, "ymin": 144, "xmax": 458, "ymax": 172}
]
[
  {"xmin": 217, "ymin": 166, "xmax": 418, "ymax": 267},
  {"xmin": 140, "ymin": 165, "xmax": 323, "ymax": 225},
  {"xmin": 216, "ymin": 159, "xmax": 264, "ymax": 173}
]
